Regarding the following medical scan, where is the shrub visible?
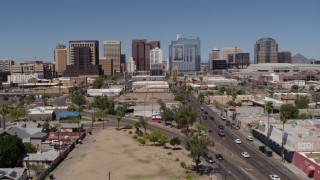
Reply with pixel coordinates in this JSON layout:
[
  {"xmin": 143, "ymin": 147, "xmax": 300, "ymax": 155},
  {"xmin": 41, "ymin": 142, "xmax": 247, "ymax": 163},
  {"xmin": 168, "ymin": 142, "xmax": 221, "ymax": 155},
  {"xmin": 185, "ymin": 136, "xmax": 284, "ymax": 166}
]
[
  {"xmin": 128, "ymin": 131, "xmax": 132, "ymax": 134},
  {"xmin": 137, "ymin": 137, "xmax": 146, "ymax": 144},
  {"xmin": 185, "ymin": 175, "xmax": 192, "ymax": 180},
  {"xmin": 32, "ymin": 120, "xmax": 36, "ymax": 122},
  {"xmin": 167, "ymin": 151, "xmax": 172, "ymax": 155},
  {"xmin": 132, "ymin": 135, "xmax": 138, "ymax": 139},
  {"xmin": 180, "ymin": 161, "xmax": 187, "ymax": 169},
  {"xmin": 124, "ymin": 125, "xmax": 133, "ymax": 129}
]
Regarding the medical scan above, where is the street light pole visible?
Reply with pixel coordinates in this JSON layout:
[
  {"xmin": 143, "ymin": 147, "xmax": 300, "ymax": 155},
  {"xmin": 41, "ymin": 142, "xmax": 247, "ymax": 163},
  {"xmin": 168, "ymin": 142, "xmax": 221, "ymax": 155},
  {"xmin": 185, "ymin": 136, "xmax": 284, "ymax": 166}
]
[{"xmin": 108, "ymin": 171, "xmax": 111, "ymax": 180}]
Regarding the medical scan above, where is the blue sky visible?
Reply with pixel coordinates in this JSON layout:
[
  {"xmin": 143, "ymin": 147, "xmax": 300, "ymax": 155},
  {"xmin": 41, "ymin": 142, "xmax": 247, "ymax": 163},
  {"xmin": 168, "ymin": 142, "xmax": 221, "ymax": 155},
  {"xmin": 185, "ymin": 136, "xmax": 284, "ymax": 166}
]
[{"xmin": 0, "ymin": 0, "xmax": 319, "ymax": 63}]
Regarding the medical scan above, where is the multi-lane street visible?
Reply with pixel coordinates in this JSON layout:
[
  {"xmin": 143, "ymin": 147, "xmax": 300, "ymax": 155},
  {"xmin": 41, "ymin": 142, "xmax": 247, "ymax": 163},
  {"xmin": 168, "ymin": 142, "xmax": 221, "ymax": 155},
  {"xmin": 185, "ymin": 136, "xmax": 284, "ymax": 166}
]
[{"xmin": 174, "ymin": 85, "xmax": 304, "ymax": 180}]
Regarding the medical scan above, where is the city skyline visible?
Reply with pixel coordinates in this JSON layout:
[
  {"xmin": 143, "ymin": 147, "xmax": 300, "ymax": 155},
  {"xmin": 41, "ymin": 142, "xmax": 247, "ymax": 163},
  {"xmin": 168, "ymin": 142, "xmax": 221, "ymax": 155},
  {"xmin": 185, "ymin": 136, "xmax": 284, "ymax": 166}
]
[{"xmin": 0, "ymin": 0, "xmax": 319, "ymax": 63}]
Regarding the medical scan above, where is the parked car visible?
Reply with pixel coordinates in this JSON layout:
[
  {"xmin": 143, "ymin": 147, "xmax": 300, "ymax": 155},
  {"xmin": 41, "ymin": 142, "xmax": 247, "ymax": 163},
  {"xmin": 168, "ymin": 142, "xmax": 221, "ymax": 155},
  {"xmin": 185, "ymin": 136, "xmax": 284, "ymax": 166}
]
[
  {"xmin": 204, "ymin": 111, "xmax": 208, "ymax": 114},
  {"xmin": 221, "ymin": 116, "xmax": 226, "ymax": 121},
  {"xmin": 215, "ymin": 154, "xmax": 224, "ymax": 160},
  {"xmin": 210, "ymin": 116, "xmax": 214, "ymax": 120},
  {"xmin": 269, "ymin": 175, "xmax": 280, "ymax": 180},
  {"xmin": 218, "ymin": 125, "xmax": 224, "ymax": 129},
  {"xmin": 241, "ymin": 152, "xmax": 250, "ymax": 158},
  {"xmin": 206, "ymin": 156, "xmax": 214, "ymax": 163},
  {"xmin": 213, "ymin": 167, "xmax": 221, "ymax": 173},
  {"xmin": 234, "ymin": 139, "xmax": 241, "ymax": 144},
  {"xmin": 218, "ymin": 130, "xmax": 225, "ymax": 136},
  {"xmin": 203, "ymin": 116, "xmax": 207, "ymax": 120},
  {"xmin": 246, "ymin": 136, "xmax": 254, "ymax": 141}
]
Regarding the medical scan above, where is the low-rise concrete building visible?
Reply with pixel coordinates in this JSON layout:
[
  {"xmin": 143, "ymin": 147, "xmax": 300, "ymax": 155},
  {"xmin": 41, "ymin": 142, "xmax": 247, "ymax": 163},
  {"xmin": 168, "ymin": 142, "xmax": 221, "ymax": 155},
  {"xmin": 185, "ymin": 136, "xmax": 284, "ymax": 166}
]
[
  {"xmin": 132, "ymin": 81, "xmax": 169, "ymax": 92},
  {"xmin": 0, "ymin": 168, "xmax": 28, "ymax": 180},
  {"xmin": 87, "ymin": 88, "xmax": 123, "ymax": 97}
]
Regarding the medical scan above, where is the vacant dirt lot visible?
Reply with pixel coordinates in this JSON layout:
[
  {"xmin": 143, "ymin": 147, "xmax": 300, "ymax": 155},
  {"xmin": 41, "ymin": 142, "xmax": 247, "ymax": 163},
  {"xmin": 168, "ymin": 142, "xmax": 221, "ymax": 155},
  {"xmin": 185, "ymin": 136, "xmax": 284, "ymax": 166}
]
[{"xmin": 51, "ymin": 128, "xmax": 210, "ymax": 180}]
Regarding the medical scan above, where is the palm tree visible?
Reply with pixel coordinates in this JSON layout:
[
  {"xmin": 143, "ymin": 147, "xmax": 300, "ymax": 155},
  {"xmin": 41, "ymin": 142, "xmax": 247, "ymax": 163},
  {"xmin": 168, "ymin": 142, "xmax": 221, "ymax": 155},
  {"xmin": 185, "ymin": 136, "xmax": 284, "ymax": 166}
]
[
  {"xmin": 199, "ymin": 76, "xmax": 203, "ymax": 84},
  {"xmin": 198, "ymin": 93, "xmax": 205, "ymax": 105},
  {"xmin": 280, "ymin": 109, "xmax": 289, "ymax": 162},
  {"xmin": 0, "ymin": 104, "xmax": 9, "ymax": 130},
  {"xmin": 265, "ymin": 101, "xmax": 273, "ymax": 147}
]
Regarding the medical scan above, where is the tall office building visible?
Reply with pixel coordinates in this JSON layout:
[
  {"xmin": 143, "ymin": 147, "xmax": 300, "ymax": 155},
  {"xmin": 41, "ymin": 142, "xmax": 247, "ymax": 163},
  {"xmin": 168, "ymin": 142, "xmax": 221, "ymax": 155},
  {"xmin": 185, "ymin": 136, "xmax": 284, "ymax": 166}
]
[
  {"xmin": 65, "ymin": 40, "xmax": 101, "ymax": 77},
  {"xmin": 126, "ymin": 57, "xmax": 136, "ymax": 73},
  {"xmin": 278, "ymin": 51, "xmax": 292, "ymax": 63},
  {"xmin": 0, "ymin": 58, "xmax": 14, "ymax": 72},
  {"xmin": 69, "ymin": 40, "xmax": 99, "ymax": 65},
  {"xmin": 120, "ymin": 54, "xmax": 126, "ymax": 73},
  {"xmin": 132, "ymin": 39, "xmax": 160, "ymax": 71},
  {"xmin": 54, "ymin": 44, "xmax": 67, "ymax": 76},
  {"xmin": 103, "ymin": 40, "xmax": 121, "ymax": 73},
  {"xmin": 227, "ymin": 53, "xmax": 250, "ymax": 69},
  {"xmin": 209, "ymin": 48, "xmax": 220, "ymax": 60},
  {"xmin": 169, "ymin": 35, "xmax": 201, "ymax": 72},
  {"xmin": 219, "ymin": 47, "xmax": 243, "ymax": 60},
  {"xmin": 150, "ymin": 47, "xmax": 163, "ymax": 76},
  {"xmin": 254, "ymin": 38, "xmax": 278, "ymax": 64},
  {"xmin": 99, "ymin": 57, "xmax": 113, "ymax": 76}
]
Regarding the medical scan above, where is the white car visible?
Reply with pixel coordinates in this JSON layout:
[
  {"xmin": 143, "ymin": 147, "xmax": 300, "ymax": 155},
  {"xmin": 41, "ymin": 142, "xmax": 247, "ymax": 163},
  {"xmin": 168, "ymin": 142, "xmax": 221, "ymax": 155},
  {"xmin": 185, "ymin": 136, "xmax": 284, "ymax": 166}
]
[
  {"xmin": 269, "ymin": 175, "xmax": 280, "ymax": 180},
  {"xmin": 246, "ymin": 136, "xmax": 254, "ymax": 141},
  {"xmin": 234, "ymin": 139, "xmax": 241, "ymax": 144},
  {"xmin": 241, "ymin": 152, "xmax": 250, "ymax": 158},
  {"xmin": 221, "ymin": 116, "xmax": 226, "ymax": 121}
]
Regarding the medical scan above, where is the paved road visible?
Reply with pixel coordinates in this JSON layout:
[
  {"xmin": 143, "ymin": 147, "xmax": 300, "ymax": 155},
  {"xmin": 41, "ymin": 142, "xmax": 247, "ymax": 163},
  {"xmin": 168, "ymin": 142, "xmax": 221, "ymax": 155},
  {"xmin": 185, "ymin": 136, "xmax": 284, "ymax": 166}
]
[
  {"xmin": 52, "ymin": 94, "xmax": 69, "ymax": 106},
  {"xmin": 174, "ymin": 85, "xmax": 304, "ymax": 180}
]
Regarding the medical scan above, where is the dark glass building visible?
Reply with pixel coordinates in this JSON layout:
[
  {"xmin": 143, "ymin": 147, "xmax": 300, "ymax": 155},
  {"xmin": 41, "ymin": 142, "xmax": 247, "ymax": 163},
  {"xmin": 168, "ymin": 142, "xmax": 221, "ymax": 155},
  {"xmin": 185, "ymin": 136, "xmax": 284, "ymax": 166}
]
[
  {"xmin": 278, "ymin": 51, "xmax": 292, "ymax": 63},
  {"xmin": 209, "ymin": 59, "xmax": 227, "ymax": 70}
]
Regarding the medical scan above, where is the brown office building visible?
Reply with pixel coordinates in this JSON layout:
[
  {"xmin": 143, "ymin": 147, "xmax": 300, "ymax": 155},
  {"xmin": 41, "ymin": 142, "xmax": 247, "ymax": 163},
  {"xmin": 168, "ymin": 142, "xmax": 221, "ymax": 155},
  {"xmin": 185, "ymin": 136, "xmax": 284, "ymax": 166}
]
[
  {"xmin": 132, "ymin": 39, "xmax": 160, "ymax": 71},
  {"xmin": 103, "ymin": 40, "xmax": 121, "ymax": 73},
  {"xmin": 68, "ymin": 40, "xmax": 99, "ymax": 65},
  {"xmin": 278, "ymin": 51, "xmax": 292, "ymax": 63},
  {"xmin": 227, "ymin": 53, "xmax": 250, "ymax": 69},
  {"xmin": 99, "ymin": 57, "xmax": 113, "ymax": 76},
  {"xmin": 254, "ymin": 38, "xmax": 278, "ymax": 64},
  {"xmin": 64, "ymin": 45, "xmax": 101, "ymax": 77},
  {"xmin": 54, "ymin": 44, "xmax": 67, "ymax": 77}
]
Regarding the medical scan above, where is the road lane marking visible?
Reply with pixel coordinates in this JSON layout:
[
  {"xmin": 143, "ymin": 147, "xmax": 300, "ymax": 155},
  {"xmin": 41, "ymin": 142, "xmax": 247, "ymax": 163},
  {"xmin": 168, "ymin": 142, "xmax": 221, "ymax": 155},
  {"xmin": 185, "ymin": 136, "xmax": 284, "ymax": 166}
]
[{"xmin": 238, "ymin": 166, "xmax": 257, "ymax": 180}]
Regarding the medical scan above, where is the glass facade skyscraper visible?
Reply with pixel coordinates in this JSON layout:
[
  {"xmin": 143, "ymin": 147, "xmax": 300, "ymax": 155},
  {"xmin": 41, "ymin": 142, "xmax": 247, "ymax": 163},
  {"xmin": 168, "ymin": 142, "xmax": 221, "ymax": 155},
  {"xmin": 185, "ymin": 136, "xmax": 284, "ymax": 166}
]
[{"xmin": 169, "ymin": 35, "xmax": 201, "ymax": 72}]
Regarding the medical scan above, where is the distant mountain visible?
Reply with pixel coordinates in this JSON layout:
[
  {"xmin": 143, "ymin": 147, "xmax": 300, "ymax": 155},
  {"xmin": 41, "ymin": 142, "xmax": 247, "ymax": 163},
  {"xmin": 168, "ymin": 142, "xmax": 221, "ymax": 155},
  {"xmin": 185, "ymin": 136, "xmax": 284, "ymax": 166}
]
[{"xmin": 292, "ymin": 54, "xmax": 312, "ymax": 64}]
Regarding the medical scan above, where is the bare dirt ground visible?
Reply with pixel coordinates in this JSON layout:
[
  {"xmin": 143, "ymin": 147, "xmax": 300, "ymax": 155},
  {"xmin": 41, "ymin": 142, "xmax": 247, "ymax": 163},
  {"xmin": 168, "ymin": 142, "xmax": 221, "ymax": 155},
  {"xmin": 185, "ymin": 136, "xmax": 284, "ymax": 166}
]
[{"xmin": 51, "ymin": 128, "xmax": 211, "ymax": 180}]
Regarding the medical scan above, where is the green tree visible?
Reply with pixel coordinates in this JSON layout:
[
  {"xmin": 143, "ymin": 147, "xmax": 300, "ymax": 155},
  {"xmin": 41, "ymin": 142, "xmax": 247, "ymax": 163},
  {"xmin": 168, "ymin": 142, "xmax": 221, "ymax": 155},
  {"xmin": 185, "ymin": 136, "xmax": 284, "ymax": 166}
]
[
  {"xmin": 218, "ymin": 86, "xmax": 226, "ymax": 95},
  {"xmin": 92, "ymin": 96, "xmax": 109, "ymax": 110},
  {"xmin": 68, "ymin": 104, "xmax": 77, "ymax": 112},
  {"xmin": 0, "ymin": 135, "xmax": 25, "ymax": 167},
  {"xmin": 139, "ymin": 116, "xmax": 148, "ymax": 134},
  {"xmin": 194, "ymin": 123, "xmax": 205, "ymax": 134},
  {"xmin": 185, "ymin": 135, "xmax": 213, "ymax": 169},
  {"xmin": 174, "ymin": 95, "xmax": 184, "ymax": 102},
  {"xmin": 265, "ymin": 101, "xmax": 273, "ymax": 145},
  {"xmin": 72, "ymin": 93, "xmax": 86, "ymax": 107},
  {"xmin": 280, "ymin": 104, "xmax": 299, "ymax": 119},
  {"xmin": 299, "ymin": 113, "xmax": 312, "ymax": 120},
  {"xmin": 158, "ymin": 135, "xmax": 169, "ymax": 148},
  {"xmin": 198, "ymin": 93, "xmax": 205, "ymax": 104},
  {"xmin": 92, "ymin": 77, "xmax": 104, "ymax": 89},
  {"xmin": 116, "ymin": 104, "xmax": 127, "ymax": 129},
  {"xmin": 0, "ymin": 104, "xmax": 9, "ymax": 130},
  {"xmin": 146, "ymin": 129, "xmax": 165, "ymax": 145},
  {"xmin": 295, "ymin": 96, "xmax": 309, "ymax": 109},
  {"xmin": 313, "ymin": 92, "xmax": 320, "ymax": 108},
  {"xmin": 157, "ymin": 99, "xmax": 166, "ymax": 113},
  {"xmin": 162, "ymin": 107, "xmax": 174, "ymax": 124},
  {"xmin": 280, "ymin": 106, "xmax": 290, "ymax": 162},
  {"xmin": 24, "ymin": 142, "xmax": 37, "ymax": 153},
  {"xmin": 43, "ymin": 122, "xmax": 49, "ymax": 130},
  {"xmin": 170, "ymin": 137, "xmax": 181, "ymax": 149},
  {"xmin": 290, "ymin": 85, "xmax": 299, "ymax": 93},
  {"xmin": 9, "ymin": 108, "xmax": 26, "ymax": 122},
  {"xmin": 199, "ymin": 76, "xmax": 203, "ymax": 84}
]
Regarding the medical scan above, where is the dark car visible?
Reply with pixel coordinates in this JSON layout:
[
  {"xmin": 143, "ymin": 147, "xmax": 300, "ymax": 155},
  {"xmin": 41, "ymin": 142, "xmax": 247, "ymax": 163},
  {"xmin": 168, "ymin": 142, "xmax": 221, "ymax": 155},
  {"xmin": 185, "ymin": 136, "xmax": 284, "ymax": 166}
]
[
  {"xmin": 215, "ymin": 154, "xmax": 224, "ymax": 160},
  {"xmin": 203, "ymin": 116, "xmax": 207, "ymax": 120},
  {"xmin": 210, "ymin": 116, "xmax": 214, "ymax": 120},
  {"xmin": 218, "ymin": 130, "xmax": 225, "ymax": 136},
  {"xmin": 206, "ymin": 156, "xmax": 214, "ymax": 163},
  {"xmin": 204, "ymin": 111, "xmax": 208, "ymax": 114},
  {"xmin": 208, "ymin": 129, "xmax": 213, "ymax": 133},
  {"xmin": 218, "ymin": 125, "xmax": 224, "ymax": 129}
]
